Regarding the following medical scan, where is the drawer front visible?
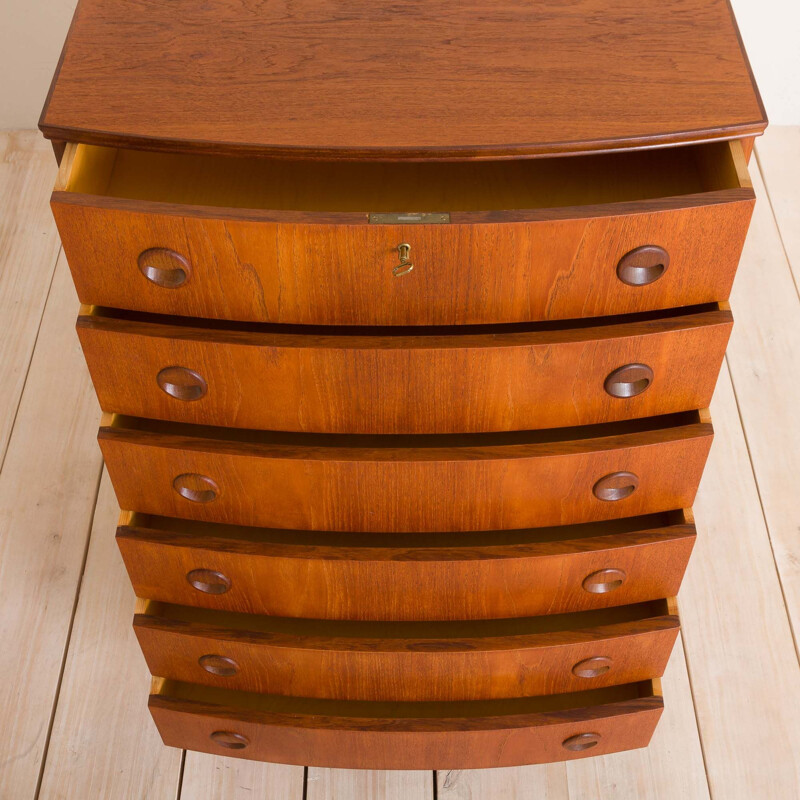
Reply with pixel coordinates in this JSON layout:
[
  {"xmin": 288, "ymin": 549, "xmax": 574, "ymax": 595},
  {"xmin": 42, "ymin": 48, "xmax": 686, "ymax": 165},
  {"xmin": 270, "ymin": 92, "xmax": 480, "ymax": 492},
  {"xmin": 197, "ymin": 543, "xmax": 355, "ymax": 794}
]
[
  {"xmin": 101, "ymin": 415, "xmax": 712, "ymax": 532},
  {"xmin": 118, "ymin": 513, "xmax": 695, "ymax": 620},
  {"xmin": 52, "ymin": 140, "xmax": 753, "ymax": 326},
  {"xmin": 149, "ymin": 680, "xmax": 663, "ymax": 769},
  {"xmin": 78, "ymin": 307, "xmax": 731, "ymax": 434},
  {"xmin": 134, "ymin": 600, "xmax": 679, "ymax": 701},
  {"xmin": 55, "ymin": 197, "xmax": 752, "ymax": 326}
]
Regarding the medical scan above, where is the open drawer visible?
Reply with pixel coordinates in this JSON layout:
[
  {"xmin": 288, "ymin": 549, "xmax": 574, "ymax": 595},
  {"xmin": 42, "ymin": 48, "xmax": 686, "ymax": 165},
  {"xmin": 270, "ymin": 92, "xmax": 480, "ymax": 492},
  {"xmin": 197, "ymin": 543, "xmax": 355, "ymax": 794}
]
[
  {"xmin": 100, "ymin": 411, "xmax": 713, "ymax": 533},
  {"xmin": 78, "ymin": 303, "xmax": 731, "ymax": 434},
  {"xmin": 118, "ymin": 509, "xmax": 695, "ymax": 621},
  {"xmin": 149, "ymin": 678, "xmax": 663, "ymax": 769},
  {"xmin": 53, "ymin": 141, "xmax": 754, "ymax": 326},
  {"xmin": 134, "ymin": 597, "xmax": 679, "ymax": 701}
]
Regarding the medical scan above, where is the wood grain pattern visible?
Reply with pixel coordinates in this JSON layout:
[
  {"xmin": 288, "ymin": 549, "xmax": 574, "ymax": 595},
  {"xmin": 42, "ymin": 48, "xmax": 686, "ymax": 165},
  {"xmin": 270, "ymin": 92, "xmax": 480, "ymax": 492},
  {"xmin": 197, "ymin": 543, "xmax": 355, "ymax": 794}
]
[
  {"xmin": 134, "ymin": 598, "xmax": 679, "ymax": 701},
  {"xmin": 100, "ymin": 413, "xmax": 713, "ymax": 532},
  {"xmin": 149, "ymin": 680, "xmax": 663, "ymax": 770},
  {"xmin": 756, "ymin": 128, "xmax": 800, "ymax": 278},
  {"xmin": 78, "ymin": 305, "xmax": 732, "ymax": 434},
  {"xmin": 117, "ymin": 511, "xmax": 695, "ymax": 620},
  {"xmin": 733, "ymin": 135, "xmax": 800, "ymax": 656},
  {"xmin": 52, "ymin": 142, "xmax": 755, "ymax": 326},
  {"xmin": 683, "ymin": 360, "xmax": 800, "ymax": 796},
  {"xmin": 307, "ymin": 768, "xmax": 432, "ymax": 800},
  {"xmin": 36, "ymin": 471, "xmax": 183, "ymax": 799},
  {"xmin": 39, "ymin": 0, "xmax": 765, "ymax": 158},
  {"xmin": 0, "ymin": 132, "xmax": 62, "ymax": 466},
  {"xmin": 0, "ymin": 255, "xmax": 104, "ymax": 798}
]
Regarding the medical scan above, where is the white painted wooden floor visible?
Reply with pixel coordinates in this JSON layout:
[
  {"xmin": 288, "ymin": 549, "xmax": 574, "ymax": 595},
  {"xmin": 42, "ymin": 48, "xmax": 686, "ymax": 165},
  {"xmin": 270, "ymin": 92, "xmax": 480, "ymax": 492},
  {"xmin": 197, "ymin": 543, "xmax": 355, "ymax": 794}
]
[{"xmin": 1, "ymin": 127, "xmax": 799, "ymax": 800}]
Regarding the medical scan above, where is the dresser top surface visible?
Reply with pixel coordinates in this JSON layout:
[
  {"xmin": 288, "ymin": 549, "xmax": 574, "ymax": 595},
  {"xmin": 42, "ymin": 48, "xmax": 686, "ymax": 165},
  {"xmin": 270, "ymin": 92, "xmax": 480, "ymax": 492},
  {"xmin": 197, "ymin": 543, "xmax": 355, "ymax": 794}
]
[{"xmin": 40, "ymin": 0, "xmax": 766, "ymax": 160}]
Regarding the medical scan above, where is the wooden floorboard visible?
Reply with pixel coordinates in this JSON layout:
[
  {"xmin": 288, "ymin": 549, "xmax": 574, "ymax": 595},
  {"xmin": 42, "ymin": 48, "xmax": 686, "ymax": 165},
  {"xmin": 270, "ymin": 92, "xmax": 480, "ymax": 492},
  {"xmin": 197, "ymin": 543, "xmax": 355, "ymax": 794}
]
[
  {"xmin": 37, "ymin": 471, "xmax": 183, "ymax": 800},
  {"xmin": 755, "ymin": 127, "xmax": 800, "ymax": 281},
  {"xmin": 682, "ymin": 361, "xmax": 800, "ymax": 797},
  {"xmin": 722, "ymin": 131, "xmax": 800, "ymax": 649},
  {"xmin": 0, "ymin": 131, "xmax": 62, "ymax": 470},
  {"xmin": 179, "ymin": 753, "xmax": 304, "ymax": 799},
  {"xmin": 0, "ymin": 253, "xmax": 104, "ymax": 799},
  {"xmin": 307, "ymin": 769, "xmax": 433, "ymax": 800}
]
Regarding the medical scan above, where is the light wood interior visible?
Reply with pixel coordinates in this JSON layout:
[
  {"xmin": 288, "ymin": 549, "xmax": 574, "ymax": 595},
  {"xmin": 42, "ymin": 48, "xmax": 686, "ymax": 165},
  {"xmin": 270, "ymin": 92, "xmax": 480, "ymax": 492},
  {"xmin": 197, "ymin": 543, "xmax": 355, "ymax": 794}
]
[
  {"xmin": 137, "ymin": 598, "xmax": 672, "ymax": 640},
  {"xmin": 152, "ymin": 679, "xmax": 657, "ymax": 719},
  {"xmin": 59, "ymin": 140, "xmax": 746, "ymax": 213}
]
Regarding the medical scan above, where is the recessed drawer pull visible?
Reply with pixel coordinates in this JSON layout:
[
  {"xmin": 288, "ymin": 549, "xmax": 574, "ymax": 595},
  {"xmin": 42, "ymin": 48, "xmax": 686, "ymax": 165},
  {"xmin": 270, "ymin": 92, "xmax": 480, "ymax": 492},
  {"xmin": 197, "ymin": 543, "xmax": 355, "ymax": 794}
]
[
  {"xmin": 210, "ymin": 730, "xmax": 249, "ymax": 750},
  {"xmin": 572, "ymin": 656, "xmax": 613, "ymax": 678},
  {"xmin": 582, "ymin": 569, "xmax": 627, "ymax": 594},
  {"xmin": 562, "ymin": 732, "xmax": 601, "ymax": 752},
  {"xmin": 593, "ymin": 471, "xmax": 639, "ymax": 501},
  {"xmin": 173, "ymin": 473, "xmax": 219, "ymax": 503},
  {"xmin": 199, "ymin": 654, "xmax": 240, "ymax": 677},
  {"xmin": 616, "ymin": 246, "xmax": 670, "ymax": 286},
  {"xmin": 604, "ymin": 364, "xmax": 654, "ymax": 398},
  {"xmin": 186, "ymin": 568, "xmax": 231, "ymax": 595},
  {"xmin": 157, "ymin": 366, "xmax": 207, "ymax": 401},
  {"xmin": 137, "ymin": 247, "xmax": 191, "ymax": 288}
]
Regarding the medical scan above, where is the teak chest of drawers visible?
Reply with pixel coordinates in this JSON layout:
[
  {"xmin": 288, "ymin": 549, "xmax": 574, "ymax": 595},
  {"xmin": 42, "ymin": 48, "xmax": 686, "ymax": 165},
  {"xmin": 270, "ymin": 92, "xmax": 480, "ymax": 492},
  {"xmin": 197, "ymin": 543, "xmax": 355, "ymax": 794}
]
[{"xmin": 40, "ymin": 0, "xmax": 766, "ymax": 771}]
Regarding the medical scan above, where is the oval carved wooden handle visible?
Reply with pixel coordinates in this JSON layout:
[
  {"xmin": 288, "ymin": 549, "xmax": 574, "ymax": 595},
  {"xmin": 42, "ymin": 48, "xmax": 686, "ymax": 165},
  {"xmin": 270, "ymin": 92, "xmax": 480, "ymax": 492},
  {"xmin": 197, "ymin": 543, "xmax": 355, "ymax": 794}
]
[
  {"xmin": 186, "ymin": 568, "xmax": 231, "ymax": 595},
  {"xmin": 138, "ymin": 248, "xmax": 191, "ymax": 288},
  {"xmin": 157, "ymin": 366, "xmax": 208, "ymax": 401},
  {"xmin": 572, "ymin": 656, "xmax": 613, "ymax": 678},
  {"xmin": 562, "ymin": 732, "xmax": 601, "ymax": 752},
  {"xmin": 604, "ymin": 364, "xmax": 654, "ymax": 398},
  {"xmin": 593, "ymin": 471, "xmax": 639, "ymax": 502},
  {"xmin": 582, "ymin": 568, "xmax": 627, "ymax": 594},
  {"xmin": 199, "ymin": 654, "xmax": 240, "ymax": 676},
  {"xmin": 210, "ymin": 730, "xmax": 249, "ymax": 750},
  {"xmin": 616, "ymin": 245, "xmax": 670, "ymax": 286},
  {"xmin": 173, "ymin": 473, "xmax": 219, "ymax": 503}
]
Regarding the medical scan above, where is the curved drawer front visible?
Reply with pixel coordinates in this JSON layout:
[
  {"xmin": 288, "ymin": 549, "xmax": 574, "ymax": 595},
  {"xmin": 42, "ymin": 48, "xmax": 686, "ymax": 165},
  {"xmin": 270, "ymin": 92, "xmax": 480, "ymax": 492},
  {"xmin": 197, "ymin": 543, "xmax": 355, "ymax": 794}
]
[
  {"xmin": 78, "ymin": 306, "xmax": 731, "ymax": 434},
  {"xmin": 134, "ymin": 598, "xmax": 679, "ymax": 701},
  {"xmin": 118, "ymin": 512, "xmax": 695, "ymax": 620},
  {"xmin": 149, "ymin": 679, "xmax": 663, "ymax": 770},
  {"xmin": 54, "ymin": 141, "xmax": 753, "ymax": 326},
  {"xmin": 100, "ymin": 413, "xmax": 712, "ymax": 532}
]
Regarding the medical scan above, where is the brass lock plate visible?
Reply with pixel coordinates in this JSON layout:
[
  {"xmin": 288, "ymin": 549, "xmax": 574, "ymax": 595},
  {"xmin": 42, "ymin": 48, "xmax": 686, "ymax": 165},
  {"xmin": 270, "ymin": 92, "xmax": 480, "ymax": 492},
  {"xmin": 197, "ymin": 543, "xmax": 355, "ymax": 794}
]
[{"xmin": 369, "ymin": 212, "xmax": 450, "ymax": 224}]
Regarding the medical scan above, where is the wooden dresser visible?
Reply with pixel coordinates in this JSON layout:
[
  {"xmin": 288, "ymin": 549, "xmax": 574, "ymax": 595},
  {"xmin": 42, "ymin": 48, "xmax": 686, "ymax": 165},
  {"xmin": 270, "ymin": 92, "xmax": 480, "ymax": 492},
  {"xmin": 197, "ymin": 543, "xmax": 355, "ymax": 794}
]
[{"xmin": 40, "ymin": 0, "xmax": 766, "ymax": 771}]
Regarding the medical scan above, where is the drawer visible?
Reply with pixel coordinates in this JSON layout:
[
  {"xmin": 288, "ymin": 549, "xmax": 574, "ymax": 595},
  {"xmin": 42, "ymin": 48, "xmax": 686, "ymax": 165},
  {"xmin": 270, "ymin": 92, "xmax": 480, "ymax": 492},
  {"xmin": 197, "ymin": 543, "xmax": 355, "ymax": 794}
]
[
  {"xmin": 149, "ymin": 678, "xmax": 663, "ymax": 769},
  {"xmin": 101, "ymin": 411, "xmax": 712, "ymax": 532},
  {"xmin": 78, "ymin": 305, "xmax": 732, "ymax": 434},
  {"xmin": 54, "ymin": 141, "xmax": 753, "ymax": 326},
  {"xmin": 118, "ymin": 510, "xmax": 695, "ymax": 620},
  {"xmin": 134, "ymin": 597, "xmax": 679, "ymax": 701}
]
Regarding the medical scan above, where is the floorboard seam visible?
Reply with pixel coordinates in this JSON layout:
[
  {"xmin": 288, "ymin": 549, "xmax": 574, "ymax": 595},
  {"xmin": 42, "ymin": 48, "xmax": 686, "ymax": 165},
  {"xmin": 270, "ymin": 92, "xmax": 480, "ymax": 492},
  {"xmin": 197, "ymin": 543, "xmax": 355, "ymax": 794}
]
[
  {"xmin": 674, "ymin": 624, "xmax": 715, "ymax": 799},
  {"xmin": 32, "ymin": 462, "xmax": 105, "ymax": 800},
  {"xmin": 174, "ymin": 750, "xmax": 187, "ymax": 799},
  {"xmin": 754, "ymin": 145, "xmax": 800, "ymax": 302},
  {"xmin": 723, "ymin": 353, "xmax": 800, "ymax": 664},
  {"xmin": 0, "ymin": 245, "xmax": 62, "ymax": 478}
]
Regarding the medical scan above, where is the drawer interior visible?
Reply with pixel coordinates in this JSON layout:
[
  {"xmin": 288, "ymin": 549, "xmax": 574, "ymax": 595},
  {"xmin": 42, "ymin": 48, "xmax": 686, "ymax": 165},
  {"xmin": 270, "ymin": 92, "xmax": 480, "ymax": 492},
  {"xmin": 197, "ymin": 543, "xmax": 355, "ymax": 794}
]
[
  {"xmin": 152, "ymin": 677, "xmax": 659, "ymax": 718},
  {"xmin": 136, "ymin": 597, "xmax": 675, "ymax": 640},
  {"xmin": 123, "ymin": 508, "xmax": 691, "ymax": 551},
  {"xmin": 58, "ymin": 139, "xmax": 749, "ymax": 213}
]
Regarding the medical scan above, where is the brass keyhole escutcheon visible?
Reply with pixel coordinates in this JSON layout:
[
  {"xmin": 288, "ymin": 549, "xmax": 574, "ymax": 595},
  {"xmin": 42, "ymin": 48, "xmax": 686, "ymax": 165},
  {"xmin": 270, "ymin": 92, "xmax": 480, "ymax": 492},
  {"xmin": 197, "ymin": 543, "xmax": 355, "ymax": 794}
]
[{"xmin": 393, "ymin": 242, "xmax": 414, "ymax": 277}]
